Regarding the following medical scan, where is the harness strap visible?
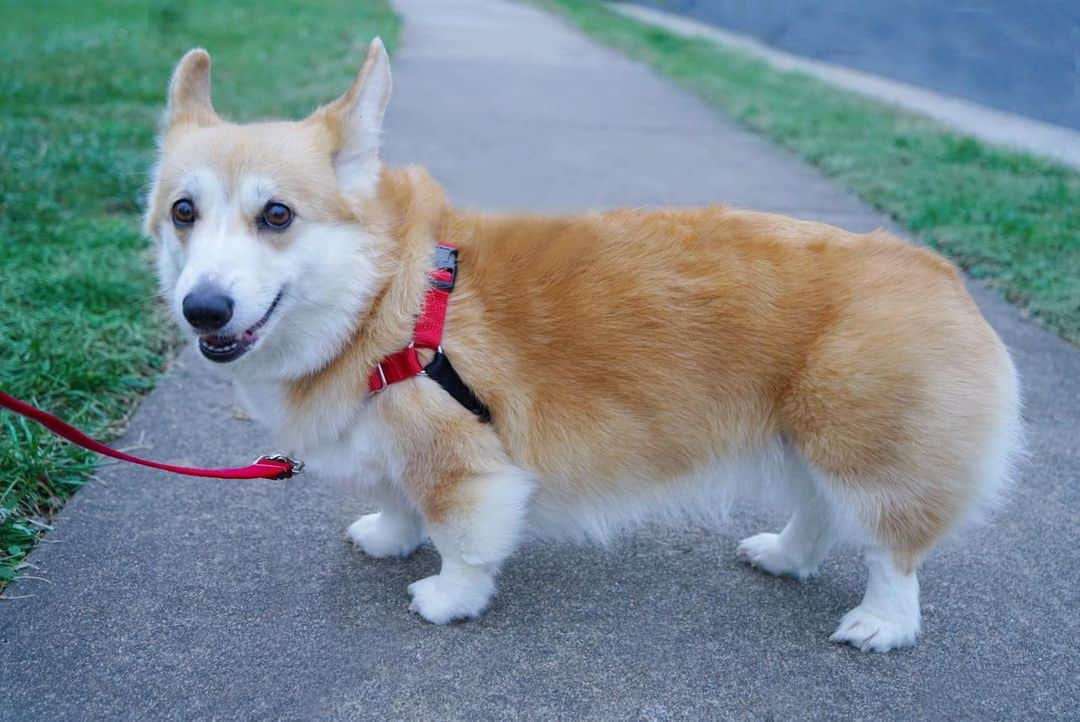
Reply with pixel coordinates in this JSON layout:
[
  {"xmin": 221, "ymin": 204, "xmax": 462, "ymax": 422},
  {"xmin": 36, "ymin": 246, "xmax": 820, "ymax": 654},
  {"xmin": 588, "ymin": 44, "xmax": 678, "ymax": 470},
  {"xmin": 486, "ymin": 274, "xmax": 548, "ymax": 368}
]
[
  {"xmin": 424, "ymin": 351, "xmax": 492, "ymax": 423},
  {"xmin": 368, "ymin": 244, "xmax": 492, "ymax": 423}
]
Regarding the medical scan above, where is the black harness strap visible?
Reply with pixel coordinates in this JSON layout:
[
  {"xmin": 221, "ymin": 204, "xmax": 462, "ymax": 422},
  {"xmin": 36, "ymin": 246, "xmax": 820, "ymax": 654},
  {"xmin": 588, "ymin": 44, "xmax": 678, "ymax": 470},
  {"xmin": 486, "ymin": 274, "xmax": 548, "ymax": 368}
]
[{"xmin": 424, "ymin": 351, "xmax": 492, "ymax": 423}]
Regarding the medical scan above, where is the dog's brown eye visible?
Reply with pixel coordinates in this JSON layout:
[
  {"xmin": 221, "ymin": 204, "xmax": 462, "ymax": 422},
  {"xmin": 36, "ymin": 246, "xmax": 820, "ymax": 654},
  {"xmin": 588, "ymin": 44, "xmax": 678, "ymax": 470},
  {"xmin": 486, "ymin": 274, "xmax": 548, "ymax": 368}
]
[
  {"xmin": 171, "ymin": 199, "xmax": 196, "ymax": 226},
  {"xmin": 261, "ymin": 201, "xmax": 293, "ymax": 229}
]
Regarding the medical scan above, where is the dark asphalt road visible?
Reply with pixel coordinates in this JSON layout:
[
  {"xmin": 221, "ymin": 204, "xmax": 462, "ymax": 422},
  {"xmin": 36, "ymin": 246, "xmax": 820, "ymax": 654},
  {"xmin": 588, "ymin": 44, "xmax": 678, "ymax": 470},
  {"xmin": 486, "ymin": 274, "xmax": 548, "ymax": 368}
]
[{"xmin": 622, "ymin": 0, "xmax": 1080, "ymax": 129}]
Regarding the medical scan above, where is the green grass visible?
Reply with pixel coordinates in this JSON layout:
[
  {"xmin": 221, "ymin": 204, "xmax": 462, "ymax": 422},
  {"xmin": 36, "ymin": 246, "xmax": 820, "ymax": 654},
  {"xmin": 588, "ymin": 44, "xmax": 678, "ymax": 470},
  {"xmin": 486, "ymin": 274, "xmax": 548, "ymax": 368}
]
[
  {"xmin": 541, "ymin": 0, "xmax": 1080, "ymax": 344},
  {"xmin": 0, "ymin": 0, "xmax": 399, "ymax": 588}
]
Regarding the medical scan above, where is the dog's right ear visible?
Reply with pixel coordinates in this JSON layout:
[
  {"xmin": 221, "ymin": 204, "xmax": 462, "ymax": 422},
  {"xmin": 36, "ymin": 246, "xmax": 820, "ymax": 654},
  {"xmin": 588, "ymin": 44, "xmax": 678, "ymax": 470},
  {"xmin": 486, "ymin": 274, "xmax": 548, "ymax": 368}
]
[
  {"xmin": 165, "ymin": 48, "xmax": 218, "ymax": 128},
  {"xmin": 316, "ymin": 37, "xmax": 392, "ymax": 194}
]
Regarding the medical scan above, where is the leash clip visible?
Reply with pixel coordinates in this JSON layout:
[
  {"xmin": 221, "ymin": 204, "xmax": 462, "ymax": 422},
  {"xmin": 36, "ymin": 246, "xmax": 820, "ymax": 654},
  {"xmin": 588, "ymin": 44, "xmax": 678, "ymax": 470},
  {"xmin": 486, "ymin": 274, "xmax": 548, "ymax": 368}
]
[{"xmin": 256, "ymin": 453, "xmax": 305, "ymax": 479}]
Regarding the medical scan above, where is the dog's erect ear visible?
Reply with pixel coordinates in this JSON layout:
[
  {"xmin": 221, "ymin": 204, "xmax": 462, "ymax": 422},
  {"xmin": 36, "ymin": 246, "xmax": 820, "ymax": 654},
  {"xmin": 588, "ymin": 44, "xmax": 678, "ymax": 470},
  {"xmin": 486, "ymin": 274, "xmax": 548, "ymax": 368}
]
[
  {"xmin": 319, "ymin": 37, "xmax": 392, "ymax": 193},
  {"xmin": 166, "ymin": 48, "xmax": 218, "ymax": 128}
]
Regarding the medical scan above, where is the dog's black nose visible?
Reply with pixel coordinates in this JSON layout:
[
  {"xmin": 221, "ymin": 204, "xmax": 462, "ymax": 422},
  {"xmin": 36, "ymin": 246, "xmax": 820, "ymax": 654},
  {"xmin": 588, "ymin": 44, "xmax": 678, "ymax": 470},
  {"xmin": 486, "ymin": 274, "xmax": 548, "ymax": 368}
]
[{"xmin": 182, "ymin": 284, "xmax": 234, "ymax": 332}]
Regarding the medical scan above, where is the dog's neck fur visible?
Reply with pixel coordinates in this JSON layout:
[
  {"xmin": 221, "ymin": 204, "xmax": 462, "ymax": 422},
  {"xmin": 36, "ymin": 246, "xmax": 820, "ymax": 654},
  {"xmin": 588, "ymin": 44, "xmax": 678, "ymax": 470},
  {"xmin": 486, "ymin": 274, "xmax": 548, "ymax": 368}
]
[{"xmin": 284, "ymin": 166, "xmax": 451, "ymax": 421}]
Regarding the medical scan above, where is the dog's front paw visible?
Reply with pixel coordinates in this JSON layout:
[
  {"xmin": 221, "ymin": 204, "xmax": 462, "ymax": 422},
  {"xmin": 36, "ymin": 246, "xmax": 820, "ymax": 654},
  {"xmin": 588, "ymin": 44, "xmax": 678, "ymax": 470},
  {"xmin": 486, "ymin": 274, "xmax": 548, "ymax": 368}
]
[
  {"xmin": 736, "ymin": 532, "xmax": 818, "ymax": 581},
  {"xmin": 830, "ymin": 604, "xmax": 920, "ymax": 653},
  {"xmin": 407, "ymin": 569, "xmax": 495, "ymax": 624},
  {"xmin": 347, "ymin": 512, "xmax": 423, "ymax": 558}
]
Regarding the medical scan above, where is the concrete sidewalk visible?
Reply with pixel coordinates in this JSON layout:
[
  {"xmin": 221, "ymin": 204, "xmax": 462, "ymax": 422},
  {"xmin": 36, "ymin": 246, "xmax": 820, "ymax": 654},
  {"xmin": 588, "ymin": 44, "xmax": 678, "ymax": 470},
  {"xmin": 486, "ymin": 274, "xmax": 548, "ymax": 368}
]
[{"xmin": 2, "ymin": 0, "xmax": 1077, "ymax": 718}]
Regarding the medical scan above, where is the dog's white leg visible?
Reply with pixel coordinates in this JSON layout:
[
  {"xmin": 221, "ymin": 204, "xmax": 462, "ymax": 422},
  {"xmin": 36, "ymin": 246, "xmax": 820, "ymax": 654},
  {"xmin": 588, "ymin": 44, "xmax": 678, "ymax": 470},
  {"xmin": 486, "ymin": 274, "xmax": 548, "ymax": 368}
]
[
  {"xmin": 736, "ymin": 469, "xmax": 837, "ymax": 580},
  {"xmin": 347, "ymin": 488, "xmax": 426, "ymax": 559},
  {"xmin": 407, "ymin": 467, "xmax": 532, "ymax": 624},
  {"xmin": 830, "ymin": 545, "xmax": 921, "ymax": 652},
  {"xmin": 736, "ymin": 508, "xmax": 835, "ymax": 580}
]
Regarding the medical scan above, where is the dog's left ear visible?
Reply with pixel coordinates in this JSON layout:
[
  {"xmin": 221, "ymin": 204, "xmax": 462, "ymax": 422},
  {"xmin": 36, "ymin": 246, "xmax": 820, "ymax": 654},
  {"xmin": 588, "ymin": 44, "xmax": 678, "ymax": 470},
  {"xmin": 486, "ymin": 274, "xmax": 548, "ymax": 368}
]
[
  {"xmin": 166, "ymin": 48, "xmax": 219, "ymax": 128},
  {"xmin": 318, "ymin": 38, "xmax": 392, "ymax": 194}
]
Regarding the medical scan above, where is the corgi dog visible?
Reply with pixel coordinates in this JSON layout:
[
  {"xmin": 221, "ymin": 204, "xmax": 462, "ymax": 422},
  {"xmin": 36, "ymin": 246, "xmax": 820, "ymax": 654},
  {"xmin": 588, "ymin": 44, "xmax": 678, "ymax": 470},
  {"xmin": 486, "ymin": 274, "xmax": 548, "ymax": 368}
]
[{"xmin": 146, "ymin": 39, "xmax": 1022, "ymax": 652}]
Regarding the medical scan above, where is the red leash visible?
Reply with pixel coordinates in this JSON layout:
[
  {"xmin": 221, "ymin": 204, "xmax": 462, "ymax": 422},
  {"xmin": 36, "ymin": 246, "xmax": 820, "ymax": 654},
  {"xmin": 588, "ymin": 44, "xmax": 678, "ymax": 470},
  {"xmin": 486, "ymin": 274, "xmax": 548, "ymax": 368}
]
[{"xmin": 0, "ymin": 390, "xmax": 302, "ymax": 480}]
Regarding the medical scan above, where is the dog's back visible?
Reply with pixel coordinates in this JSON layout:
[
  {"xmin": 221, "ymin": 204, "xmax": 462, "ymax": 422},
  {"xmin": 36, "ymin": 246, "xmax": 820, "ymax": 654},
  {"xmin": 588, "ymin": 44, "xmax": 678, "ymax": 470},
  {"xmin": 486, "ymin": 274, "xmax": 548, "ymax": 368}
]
[{"xmin": 449, "ymin": 202, "xmax": 1019, "ymax": 527}]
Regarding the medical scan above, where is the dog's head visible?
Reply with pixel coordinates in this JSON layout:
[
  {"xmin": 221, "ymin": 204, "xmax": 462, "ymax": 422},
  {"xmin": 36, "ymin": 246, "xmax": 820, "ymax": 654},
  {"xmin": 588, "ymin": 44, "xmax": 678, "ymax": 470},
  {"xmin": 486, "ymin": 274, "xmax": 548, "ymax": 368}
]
[{"xmin": 146, "ymin": 40, "xmax": 392, "ymax": 378}]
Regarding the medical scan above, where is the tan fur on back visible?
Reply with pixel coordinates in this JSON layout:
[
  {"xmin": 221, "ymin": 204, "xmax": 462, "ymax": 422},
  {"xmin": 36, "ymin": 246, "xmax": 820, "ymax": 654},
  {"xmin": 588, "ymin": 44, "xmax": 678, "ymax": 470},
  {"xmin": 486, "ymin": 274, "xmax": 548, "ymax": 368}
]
[{"xmin": 284, "ymin": 167, "xmax": 1015, "ymax": 565}]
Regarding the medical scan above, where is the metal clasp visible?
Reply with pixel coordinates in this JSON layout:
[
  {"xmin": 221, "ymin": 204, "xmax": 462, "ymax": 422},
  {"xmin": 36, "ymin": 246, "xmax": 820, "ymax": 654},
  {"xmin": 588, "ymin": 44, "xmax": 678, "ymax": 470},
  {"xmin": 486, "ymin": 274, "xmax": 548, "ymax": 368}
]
[{"xmin": 256, "ymin": 453, "xmax": 305, "ymax": 479}]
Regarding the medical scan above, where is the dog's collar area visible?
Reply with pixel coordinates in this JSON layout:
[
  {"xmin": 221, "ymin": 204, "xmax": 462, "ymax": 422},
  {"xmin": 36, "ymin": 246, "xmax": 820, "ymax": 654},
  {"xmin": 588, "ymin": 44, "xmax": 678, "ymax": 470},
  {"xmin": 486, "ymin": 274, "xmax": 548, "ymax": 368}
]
[{"xmin": 368, "ymin": 244, "xmax": 492, "ymax": 423}]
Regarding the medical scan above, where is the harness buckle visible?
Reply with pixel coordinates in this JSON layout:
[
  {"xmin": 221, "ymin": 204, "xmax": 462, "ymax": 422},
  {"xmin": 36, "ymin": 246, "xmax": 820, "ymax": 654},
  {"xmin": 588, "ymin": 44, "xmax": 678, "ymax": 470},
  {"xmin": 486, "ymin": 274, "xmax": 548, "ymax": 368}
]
[{"xmin": 431, "ymin": 245, "xmax": 458, "ymax": 291}]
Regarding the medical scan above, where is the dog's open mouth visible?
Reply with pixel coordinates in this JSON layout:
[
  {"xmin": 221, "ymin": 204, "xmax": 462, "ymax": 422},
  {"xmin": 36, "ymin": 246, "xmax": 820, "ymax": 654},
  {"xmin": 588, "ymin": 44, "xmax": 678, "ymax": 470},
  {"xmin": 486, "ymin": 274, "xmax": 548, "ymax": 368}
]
[{"xmin": 198, "ymin": 290, "xmax": 283, "ymax": 363}]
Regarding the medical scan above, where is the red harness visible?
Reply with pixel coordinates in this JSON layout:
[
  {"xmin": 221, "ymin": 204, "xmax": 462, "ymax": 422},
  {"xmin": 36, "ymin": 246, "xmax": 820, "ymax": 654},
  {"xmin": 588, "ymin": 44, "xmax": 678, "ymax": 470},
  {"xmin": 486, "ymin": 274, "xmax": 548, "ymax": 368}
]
[{"xmin": 367, "ymin": 244, "xmax": 491, "ymax": 422}]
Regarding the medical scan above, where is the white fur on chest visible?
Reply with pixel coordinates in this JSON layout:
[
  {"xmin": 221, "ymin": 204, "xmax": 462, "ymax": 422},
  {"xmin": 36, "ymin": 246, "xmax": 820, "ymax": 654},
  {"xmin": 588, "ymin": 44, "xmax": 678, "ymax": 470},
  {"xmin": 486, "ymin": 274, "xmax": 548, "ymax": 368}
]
[{"xmin": 233, "ymin": 380, "xmax": 401, "ymax": 487}]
